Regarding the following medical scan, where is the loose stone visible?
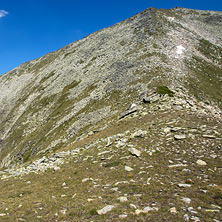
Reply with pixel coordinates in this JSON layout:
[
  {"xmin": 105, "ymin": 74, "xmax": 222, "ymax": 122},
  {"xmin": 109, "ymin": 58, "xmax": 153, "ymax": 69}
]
[
  {"xmin": 97, "ymin": 205, "xmax": 115, "ymax": 215},
  {"xmin": 125, "ymin": 166, "xmax": 133, "ymax": 171},
  {"xmin": 196, "ymin": 159, "xmax": 207, "ymax": 166}
]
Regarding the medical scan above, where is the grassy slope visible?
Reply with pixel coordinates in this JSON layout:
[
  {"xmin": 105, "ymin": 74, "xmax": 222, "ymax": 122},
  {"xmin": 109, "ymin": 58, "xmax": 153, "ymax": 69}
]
[{"xmin": 0, "ymin": 103, "xmax": 221, "ymax": 221}]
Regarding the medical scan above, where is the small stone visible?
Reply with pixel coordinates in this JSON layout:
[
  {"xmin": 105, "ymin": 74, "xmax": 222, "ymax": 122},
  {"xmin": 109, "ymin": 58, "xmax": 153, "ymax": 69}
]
[
  {"xmin": 178, "ymin": 184, "xmax": 191, "ymax": 188},
  {"xmin": 60, "ymin": 209, "xmax": 67, "ymax": 215},
  {"xmin": 125, "ymin": 166, "xmax": 133, "ymax": 171},
  {"xmin": 188, "ymin": 207, "xmax": 197, "ymax": 214},
  {"xmin": 170, "ymin": 207, "xmax": 177, "ymax": 214},
  {"xmin": 143, "ymin": 206, "xmax": 159, "ymax": 212},
  {"xmin": 88, "ymin": 131, "xmax": 94, "ymax": 136},
  {"xmin": 163, "ymin": 127, "xmax": 171, "ymax": 133},
  {"xmin": 196, "ymin": 159, "xmax": 207, "ymax": 166},
  {"xmin": 62, "ymin": 182, "xmax": 66, "ymax": 186},
  {"xmin": 174, "ymin": 134, "xmax": 186, "ymax": 140},
  {"xmin": 110, "ymin": 187, "xmax": 118, "ymax": 191},
  {"xmin": 97, "ymin": 205, "xmax": 115, "ymax": 215},
  {"xmin": 128, "ymin": 148, "xmax": 141, "ymax": 157},
  {"xmin": 0, "ymin": 214, "xmax": 6, "ymax": 217},
  {"xmin": 131, "ymin": 130, "xmax": 146, "ymax": 138},
  {"xmin": 191, "ymin": 216, "xmax": 200, "ymax": 221},
  {"xmin": 171, "ymin": 127, "xmax": 182, "ymax": 132},
  {"xmin": 54, "ymin": 167, "xmax": 60, "ymax": 171},
  {"xmin": 82, "ymin": 178, "xmax": 90, "ymax": 182},
  {"xmin": 181, "ymin": 197, "xmax": 191, "ymax": 204},
  {"xmin": 27, "ymin": 181, "xmax": 31, "ymax": 184},
  {"xmin": 202, "ymin": 135, "xmax": 216, "ymax": 139},
  {"xmin": 119, "ymin": 214, "xmax": 127, "ymax": 219},
  {"xmin": 135, "ymin": 209, "xmax": 146, "ymax": 215},
  {"xmin": 184, "ymin": 214, "xmax": 189, "ymax": 221},
  {"xmin": 130, "ymin": 204, "xmax": 137, "ymax": 209},
  {"xmin": 134, "ymin": 194, "xmax": 142, "ymax": 197},
  {"xmin": 118, "ymin": 196, "xmax": 128, "ymax": 202},
  {"xmin": 147, "ymin": 177, "xmax": 151, "ymax": 185},
  {"xmin": 169, "ymin": 164, "xmax": 187, "ymax": 168}
]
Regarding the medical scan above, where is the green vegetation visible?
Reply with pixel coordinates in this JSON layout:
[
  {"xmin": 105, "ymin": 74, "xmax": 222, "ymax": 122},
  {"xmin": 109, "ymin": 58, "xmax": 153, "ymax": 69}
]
[
  {"xmin": 198, "ymin": 39, "xmax": 222, "ymax": 65},
  {"xmin": 0, "ymin": 109, "xmax": 221, "ymax": 221},
  {"xmin": 89, "ymin": 209, "xmax": 98, "ymax": 215},
  {"xmin": 185, "ymin": 56, "xmax": 222, "ymax": 108},
  {"xmin": 104, "ymin": 161, "xmax": 120, "ymax": 168},
  {"xmin": 156, "ymin": 86, "xmax": 175, "ymax": 97},
  {"xmin": 90, "ymin": 56, "xmax": 97, "ymax": 62},
  {"xmin": 63, "ymin": 50, "xmax": 76, "ymax": 59}
]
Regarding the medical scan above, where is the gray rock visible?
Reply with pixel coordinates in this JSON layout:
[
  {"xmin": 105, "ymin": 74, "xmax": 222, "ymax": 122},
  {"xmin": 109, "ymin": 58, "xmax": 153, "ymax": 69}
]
[
  {"xmin": 184, "ymin": 214, "xmax": 189, "ymax": 221},
  {"xmin": 171, "ymin": 127, "xmax": 182, "ymax": 132},
  {"xmin": 181, "ymin": 197, "xmax": 191, "ymax": 204},
  {"xmin": 196, "ymin": 159, "xmax": 207, "ymax": 166},
  {"xmin": 131, "ymin": 130, "xmax": 147, "ymax": 138},
  {"xmin": 119, "ymin": 214, "xmax": 127, "ymax": 219},
  {"xmin": 54, "ymin": 167, "xmax": 60, "ymax": 171},
  {"xmin": 170, "ymin": 207, "xmax": 177, "ymax": 214},
  {"xmin": 97, "ymin": 205, "xmax": 115, "ymax": 215},
  {"xmin": 143, "ymin": 206, "xmax": 159, "ymax": 212},
  {"xmin": 178, "ymin": 183, "xmax": 191, "ymax": 188},
  {"xmin": 169, "ymin": 164, "xmax": 187, "ymax": 168},
  {"xmin": 174, "ymin": 134, "xmax": 186, "ymax": 140},
  {"xmin": 118, "ymin": 196, "xmax": 128, "ymax": 202},
  {"xmin": 125, "ymin": 166, "xmax": 133, "ymax": 171},
  {"xmin": 202, "ymin": 135, "xmax": 216, "ymax": 139},
  {"xmin": 128, "ymin": 148, "xmax": 141, "ymax": 157}
]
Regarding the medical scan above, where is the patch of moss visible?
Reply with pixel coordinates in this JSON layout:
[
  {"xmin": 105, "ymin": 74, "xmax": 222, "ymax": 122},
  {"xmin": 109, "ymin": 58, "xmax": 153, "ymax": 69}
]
[
  {"xmin": 63, "ymin": 50, "xmax": 76, "ymax": 59},
  {"xmin": 89, "ymin": 209, "xmax": 98, "ymax": 215},
  {"xmin": 185, "ymin": 56, "xmax": 222, "ymax": 108},
  {"xmin": 91, "ymin": 56, "xmax": 97, "ymax": 62},
  {"xmin": 156, "ymin": 86, "xmax": 175, "ymax": 97},
  {"xmin": 119, "ymin": 40, "xmax": 125, "ymax": 46},
  {"xmin": 83, "ymin": 61, "xmax": 93, "ymax": 70},
  {"xmin": 23, "ymin": 151, "xmax": 31, "ymax": 163},
  {"xmin": 104, "ymin": 161, "xmax": 120, "ymax": 168},
  {"xmin": 198, "ymin": 39, "xmax": 222, "ymax": 65}
]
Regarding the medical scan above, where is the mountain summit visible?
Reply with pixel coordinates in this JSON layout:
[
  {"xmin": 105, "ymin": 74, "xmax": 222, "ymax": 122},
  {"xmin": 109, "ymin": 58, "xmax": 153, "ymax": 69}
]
[{"xmin": 0, "ymin": 7, "xmax": 221, "ymax": 221}]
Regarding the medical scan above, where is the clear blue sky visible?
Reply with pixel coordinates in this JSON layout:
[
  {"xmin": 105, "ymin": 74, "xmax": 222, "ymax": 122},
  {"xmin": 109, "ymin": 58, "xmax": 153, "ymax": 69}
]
[{"xmin": 0, "ymin": 0, "xmax": 221, "ymax": 75}]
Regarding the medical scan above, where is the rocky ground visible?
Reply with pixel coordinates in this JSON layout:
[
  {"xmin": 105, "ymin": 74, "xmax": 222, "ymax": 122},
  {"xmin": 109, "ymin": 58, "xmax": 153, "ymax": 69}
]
[
  {"xmin": 0, "ymin": 7, "xmax": 222, "ymax": 169},
  {"xmin": 0, "ymin": 91, "xmax": 221, "ymax": 221}
]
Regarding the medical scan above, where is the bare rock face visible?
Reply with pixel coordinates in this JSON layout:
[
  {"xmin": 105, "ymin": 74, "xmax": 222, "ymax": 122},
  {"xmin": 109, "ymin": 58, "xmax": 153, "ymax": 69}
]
[{"xmin": 0, "ymin": 7, "xmax": 222, "ymax": 168}]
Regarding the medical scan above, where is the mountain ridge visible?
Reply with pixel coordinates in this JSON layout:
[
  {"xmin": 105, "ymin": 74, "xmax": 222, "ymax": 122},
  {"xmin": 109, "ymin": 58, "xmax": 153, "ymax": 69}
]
[
  {"xmin": 0, "ymin": 7, "xmax": 221, "ymax": 168},
  {"xmin": 0, "ymin": 7, "xmax": 221, "ymax": 221}
]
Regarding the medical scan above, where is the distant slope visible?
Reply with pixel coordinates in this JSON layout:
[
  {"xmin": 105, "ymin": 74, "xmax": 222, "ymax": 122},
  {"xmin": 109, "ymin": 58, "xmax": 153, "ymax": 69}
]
[{"xmin": 0, "ymin": 7, "xmax": 221, "ymax": 168}]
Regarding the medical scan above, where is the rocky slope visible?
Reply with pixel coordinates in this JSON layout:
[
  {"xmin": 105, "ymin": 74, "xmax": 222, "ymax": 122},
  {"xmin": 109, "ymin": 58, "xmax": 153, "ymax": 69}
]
[{"xmin": 0, "ymin": 7, "xmax": 221, "ymax": 221}]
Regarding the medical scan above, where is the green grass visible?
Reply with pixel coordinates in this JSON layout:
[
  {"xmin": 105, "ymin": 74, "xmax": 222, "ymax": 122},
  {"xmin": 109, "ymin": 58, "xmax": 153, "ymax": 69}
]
[
  {"xmin": 185, "ymin": 55, "xmax": 222, "ymax": 108},
  {"xmin": 104, "ymin": 161, "xmax": 120, "ymax": 168},
  {"xmin": 0, "ymin": 106, "xmax": 221, "ymax": 221},
  {"xmin": 156, "ymin": 86, "xmax": 175, "ymax": 97}
]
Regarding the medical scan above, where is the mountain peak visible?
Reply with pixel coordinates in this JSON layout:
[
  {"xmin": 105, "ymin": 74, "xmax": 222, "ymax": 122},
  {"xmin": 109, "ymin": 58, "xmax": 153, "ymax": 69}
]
[{"xmin": 0, "ymin": 8, "xmax": 221, "ymax": 221}]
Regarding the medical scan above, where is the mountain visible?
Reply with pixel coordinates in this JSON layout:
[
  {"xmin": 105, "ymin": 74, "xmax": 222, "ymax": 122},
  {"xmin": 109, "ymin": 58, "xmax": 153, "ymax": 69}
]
[{"xmin": 0, "ymin": 7, "xmax": 221, "ymax": 221}]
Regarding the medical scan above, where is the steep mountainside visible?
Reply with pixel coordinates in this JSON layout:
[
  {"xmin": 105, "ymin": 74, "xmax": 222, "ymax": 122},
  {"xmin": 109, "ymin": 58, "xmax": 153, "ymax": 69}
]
[
  {"xmin": 0, "ymin": 7, "xmax": 221, "ymax": 168},
  {"xmin": 0, "ymin": 7, "xmax": 221, "ymax": 221}
]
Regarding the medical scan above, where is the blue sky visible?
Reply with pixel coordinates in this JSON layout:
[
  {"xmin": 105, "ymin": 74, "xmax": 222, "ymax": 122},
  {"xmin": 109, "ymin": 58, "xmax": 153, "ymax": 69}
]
[{"xmin": 0, "ymin": 0, "xmax": 222, "ymax": 75}]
